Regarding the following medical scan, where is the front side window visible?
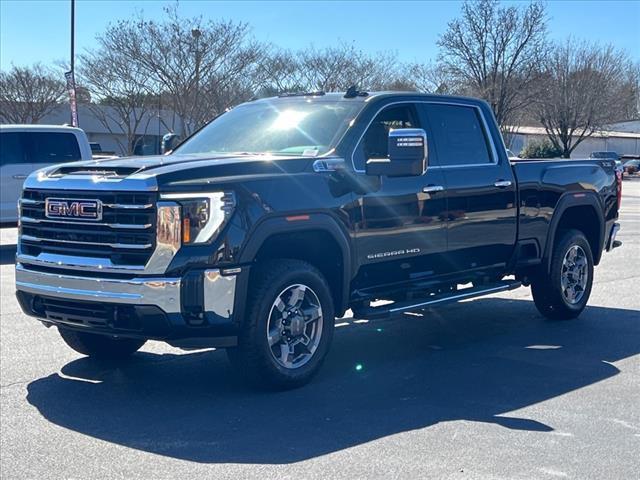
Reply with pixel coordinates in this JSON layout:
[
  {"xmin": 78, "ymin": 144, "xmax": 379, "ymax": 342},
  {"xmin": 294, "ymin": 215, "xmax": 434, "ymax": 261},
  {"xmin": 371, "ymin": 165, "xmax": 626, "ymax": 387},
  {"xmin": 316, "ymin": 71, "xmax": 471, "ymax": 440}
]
[
  {"xmin": 176, "ymin": 99, "xmax": 364, "ymax": 157},
  {"xmin": 425, "ymin": 104, "xmax": 493, "ymax": 166},
  {"xmin": 27, "ymin": 132, "xmax": 82, "ymax": 164},
  {"xmin": 353, "ymin": 105, "xmax": 418, "ymax": 171}
]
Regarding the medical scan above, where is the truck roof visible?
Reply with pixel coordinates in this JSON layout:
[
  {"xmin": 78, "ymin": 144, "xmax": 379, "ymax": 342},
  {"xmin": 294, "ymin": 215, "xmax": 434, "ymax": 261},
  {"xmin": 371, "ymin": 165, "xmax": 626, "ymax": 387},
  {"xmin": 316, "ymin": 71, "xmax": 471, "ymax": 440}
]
[
  {"xmin": 251, "ymin": 91, "xmax": 487, "ymax": 106},
  {"xmin": 0, "ymin": 124, "xmax": 85, "ymax": 133}
]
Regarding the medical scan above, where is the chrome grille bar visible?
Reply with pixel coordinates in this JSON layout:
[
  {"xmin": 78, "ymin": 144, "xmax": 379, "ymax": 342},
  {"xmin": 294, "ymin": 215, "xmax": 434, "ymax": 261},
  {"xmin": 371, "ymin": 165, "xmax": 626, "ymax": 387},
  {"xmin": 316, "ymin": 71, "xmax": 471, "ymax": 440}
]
[
  {"xmin": 21, "ymin": 234, "xmax": 152, "ymax": 250},
  {"xmin": 20, "ymin": 216, "xmax": 152, "ymax": 230},
  {"xmin": 101, "ymin": 203, "xmax": 153, "ymax": 210}
]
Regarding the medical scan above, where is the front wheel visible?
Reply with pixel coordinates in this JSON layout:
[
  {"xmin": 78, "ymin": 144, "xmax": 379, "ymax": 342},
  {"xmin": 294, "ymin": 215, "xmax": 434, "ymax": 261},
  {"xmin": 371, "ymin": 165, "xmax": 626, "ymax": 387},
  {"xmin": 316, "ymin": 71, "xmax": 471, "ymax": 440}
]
[
  {"xmin": 531, "ymin": 229, "xmax": 594, "ymax": 320},
  {"xmin": 227, "ymin": 259, "xmax": 335, "ymax": 389},
  {"xmin": 58, "ymin": 328, "xmax": 145, "ymax": 360}
]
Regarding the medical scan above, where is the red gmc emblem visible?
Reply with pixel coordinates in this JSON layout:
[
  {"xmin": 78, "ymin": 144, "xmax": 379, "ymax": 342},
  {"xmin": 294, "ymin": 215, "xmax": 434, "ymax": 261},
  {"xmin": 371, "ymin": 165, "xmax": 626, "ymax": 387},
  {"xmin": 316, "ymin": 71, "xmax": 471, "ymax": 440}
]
[{"xmin": 45, "ymin": 198, "xmax": 102, "ymax": 221}]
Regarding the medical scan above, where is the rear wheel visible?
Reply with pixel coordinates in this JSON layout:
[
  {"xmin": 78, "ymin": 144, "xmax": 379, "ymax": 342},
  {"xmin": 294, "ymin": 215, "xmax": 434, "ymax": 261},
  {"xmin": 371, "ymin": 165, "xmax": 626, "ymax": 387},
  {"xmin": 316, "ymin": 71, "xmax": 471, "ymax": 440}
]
[
  {"xmin": 227, "ymin": 259, "xmax": 335, "ymax": 389},
  {"xmin": 58, "ymin": 328, "xmax": 145, "ymax": 360},
  {"xmin": 531, "ymin": 229, "xmax": 594, "ymax": 320}
]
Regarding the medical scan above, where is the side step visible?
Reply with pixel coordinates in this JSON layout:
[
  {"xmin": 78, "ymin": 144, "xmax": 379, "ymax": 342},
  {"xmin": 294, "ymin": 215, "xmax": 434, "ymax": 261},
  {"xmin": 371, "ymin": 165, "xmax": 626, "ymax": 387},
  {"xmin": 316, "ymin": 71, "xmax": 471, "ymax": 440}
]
[{"xmin": 358, "ymin": 281, "xmax": 522, "ymax": 320}]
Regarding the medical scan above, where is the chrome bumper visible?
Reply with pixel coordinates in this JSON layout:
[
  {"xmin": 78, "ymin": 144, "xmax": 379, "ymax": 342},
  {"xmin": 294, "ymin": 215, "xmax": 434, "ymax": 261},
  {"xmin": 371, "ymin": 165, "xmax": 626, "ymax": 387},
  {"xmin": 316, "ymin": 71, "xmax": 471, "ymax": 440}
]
[
  {"xmin": 15, "ymin": 264, "xmax": 182, "ymax": 313},
  {"xmin": 15, "ymin": 264, "xmax": 238, "ymax": 320}
]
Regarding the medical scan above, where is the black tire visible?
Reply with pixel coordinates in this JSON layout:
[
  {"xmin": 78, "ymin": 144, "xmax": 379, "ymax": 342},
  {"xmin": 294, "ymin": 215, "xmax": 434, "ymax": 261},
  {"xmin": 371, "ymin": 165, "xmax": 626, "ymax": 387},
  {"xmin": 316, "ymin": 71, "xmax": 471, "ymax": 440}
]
[
  {"xmin": 227, "ymin": 259, "xmax": 335, "ymax": 389},
  {"xmin": 58, "ymin": 328, "xmax": 145, "ymax": 360},
  {"xmin": 531, "ymin": 229, "xmax": 594, "ymax": 320}
]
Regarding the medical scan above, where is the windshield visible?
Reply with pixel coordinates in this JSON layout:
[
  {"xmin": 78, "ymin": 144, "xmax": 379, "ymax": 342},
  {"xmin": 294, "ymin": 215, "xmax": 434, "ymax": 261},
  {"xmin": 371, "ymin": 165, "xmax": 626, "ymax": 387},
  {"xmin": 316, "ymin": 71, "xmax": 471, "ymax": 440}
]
[{"xmin": 176, "ymin": 99, "xmax": 363, "ymax": 157}]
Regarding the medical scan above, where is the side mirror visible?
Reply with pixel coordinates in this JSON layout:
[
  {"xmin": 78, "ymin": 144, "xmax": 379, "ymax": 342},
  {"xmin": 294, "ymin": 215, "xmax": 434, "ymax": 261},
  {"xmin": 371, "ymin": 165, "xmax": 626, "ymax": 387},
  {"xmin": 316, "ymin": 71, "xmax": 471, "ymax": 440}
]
[
  {"xmin": 162, "ymin": 133, "xmax": 181, "ymax": 154},
  {"xmin": 365, "ymin": 128, "xmax": 428, "ymax": 177}
]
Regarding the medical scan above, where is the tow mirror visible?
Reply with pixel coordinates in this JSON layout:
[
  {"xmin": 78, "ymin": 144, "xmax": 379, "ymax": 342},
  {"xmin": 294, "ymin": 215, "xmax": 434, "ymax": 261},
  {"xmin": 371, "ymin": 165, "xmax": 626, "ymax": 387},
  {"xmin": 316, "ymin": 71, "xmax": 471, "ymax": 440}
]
[{"xmin": 366, "ymin": 128, "xmax": 428, "ymax": 177}]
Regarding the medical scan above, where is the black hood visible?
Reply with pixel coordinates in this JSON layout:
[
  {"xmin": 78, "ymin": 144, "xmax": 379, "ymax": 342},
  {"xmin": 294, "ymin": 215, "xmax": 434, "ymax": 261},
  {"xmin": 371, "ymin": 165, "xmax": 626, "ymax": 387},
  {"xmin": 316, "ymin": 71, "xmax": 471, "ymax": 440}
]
[{"xmin": 47, "ymin": 153, "xmax": 318, "ymax": 188}]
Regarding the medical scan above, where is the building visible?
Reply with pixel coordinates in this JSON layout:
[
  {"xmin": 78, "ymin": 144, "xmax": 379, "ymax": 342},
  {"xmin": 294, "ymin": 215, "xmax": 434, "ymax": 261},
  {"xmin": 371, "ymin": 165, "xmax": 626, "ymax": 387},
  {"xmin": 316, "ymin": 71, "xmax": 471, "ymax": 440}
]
[{"xmin": 509, "ymin": 124, "xmax": 640, "ymax": 158}]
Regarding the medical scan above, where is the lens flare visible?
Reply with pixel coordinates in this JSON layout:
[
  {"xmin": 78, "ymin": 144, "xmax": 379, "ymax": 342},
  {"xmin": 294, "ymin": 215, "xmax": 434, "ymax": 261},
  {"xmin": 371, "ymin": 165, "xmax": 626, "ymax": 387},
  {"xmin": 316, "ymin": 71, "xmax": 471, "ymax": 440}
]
[{"xmin": 269, "ymin": 109, "xmax": 309, "ymax": 130}]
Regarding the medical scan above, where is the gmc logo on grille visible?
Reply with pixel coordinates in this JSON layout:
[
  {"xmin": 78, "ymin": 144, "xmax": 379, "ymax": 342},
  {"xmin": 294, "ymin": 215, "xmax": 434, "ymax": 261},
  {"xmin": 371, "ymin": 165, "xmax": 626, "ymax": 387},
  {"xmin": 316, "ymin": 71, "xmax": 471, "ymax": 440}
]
[{"xmin": 45, "ymin": 198, "xmax": 102, "ymax": 221}]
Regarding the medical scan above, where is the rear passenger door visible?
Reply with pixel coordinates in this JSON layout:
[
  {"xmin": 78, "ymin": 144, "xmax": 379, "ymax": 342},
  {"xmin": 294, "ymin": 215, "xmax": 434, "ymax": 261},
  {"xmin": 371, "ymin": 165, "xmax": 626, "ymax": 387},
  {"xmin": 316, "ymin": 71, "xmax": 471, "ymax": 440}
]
[
  {"xmin": 421, "ymin": 103, "xmax": 517, "ymax": 273},
  {"xmin": 0, "ymin": 132, "xmax": 29, "ymax": 223}
]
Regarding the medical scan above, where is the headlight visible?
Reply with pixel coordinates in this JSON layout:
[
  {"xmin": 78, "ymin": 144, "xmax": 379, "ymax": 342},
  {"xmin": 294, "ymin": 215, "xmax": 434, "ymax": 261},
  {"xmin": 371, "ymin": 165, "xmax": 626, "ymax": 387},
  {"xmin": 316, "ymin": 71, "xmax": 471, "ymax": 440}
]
[{"xmin": 161, "ymin": 192, "xmax": 235, "ymax": 245}]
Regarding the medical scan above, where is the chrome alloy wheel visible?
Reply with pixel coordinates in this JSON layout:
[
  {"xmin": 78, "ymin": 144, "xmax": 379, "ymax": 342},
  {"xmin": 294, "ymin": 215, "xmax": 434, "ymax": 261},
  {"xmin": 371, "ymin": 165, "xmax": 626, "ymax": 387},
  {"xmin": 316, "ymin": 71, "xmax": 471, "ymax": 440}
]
[
  {"xmin": 561, "ymin": 245, "xmax": 588, "ymax": 304},
  {"xmin": 266, "ymin": 284, "xmax": 324, "ymax": 369}
]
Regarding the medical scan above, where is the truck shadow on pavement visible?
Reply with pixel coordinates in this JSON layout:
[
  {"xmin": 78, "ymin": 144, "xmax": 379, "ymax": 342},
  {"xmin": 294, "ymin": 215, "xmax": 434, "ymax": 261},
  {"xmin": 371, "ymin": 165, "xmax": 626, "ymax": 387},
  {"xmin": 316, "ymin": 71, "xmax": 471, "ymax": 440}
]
[{"xmin": 26, "ymin": 297, "xmax": 640, "ymax": 464}]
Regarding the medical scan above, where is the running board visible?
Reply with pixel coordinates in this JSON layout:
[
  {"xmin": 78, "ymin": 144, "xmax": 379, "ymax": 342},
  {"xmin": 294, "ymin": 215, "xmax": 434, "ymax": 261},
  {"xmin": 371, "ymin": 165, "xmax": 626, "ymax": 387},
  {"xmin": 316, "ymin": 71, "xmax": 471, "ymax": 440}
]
[{"xmin": 358, "ymin": 281, "xmax": 522, "ymax": 320}]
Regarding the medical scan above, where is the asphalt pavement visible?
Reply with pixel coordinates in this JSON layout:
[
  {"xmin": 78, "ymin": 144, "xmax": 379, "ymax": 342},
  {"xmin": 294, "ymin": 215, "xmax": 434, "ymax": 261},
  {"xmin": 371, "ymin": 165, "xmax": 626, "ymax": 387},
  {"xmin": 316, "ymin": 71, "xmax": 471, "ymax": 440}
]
[{"xmin": 1, "ymin": 180, "xmax": 638, "ymax": 479}]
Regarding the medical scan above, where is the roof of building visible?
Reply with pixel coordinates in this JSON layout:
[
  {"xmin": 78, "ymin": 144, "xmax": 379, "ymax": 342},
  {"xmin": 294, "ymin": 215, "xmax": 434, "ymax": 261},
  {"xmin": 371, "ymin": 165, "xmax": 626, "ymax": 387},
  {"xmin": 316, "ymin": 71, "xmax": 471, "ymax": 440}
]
[{"xmin": 510, "ymin": 125, "xmax": 640, "ymax": 140}]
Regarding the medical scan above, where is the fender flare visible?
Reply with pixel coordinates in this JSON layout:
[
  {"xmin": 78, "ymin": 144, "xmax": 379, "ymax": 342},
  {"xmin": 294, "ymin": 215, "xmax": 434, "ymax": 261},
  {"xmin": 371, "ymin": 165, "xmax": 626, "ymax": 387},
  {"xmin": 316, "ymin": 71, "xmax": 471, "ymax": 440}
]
[
  {"xmin": 238, "ymin": 213, "xmax": 354, "ymax": 313},
  {"xmin": 543, "ymin": 192, "xmax": 605, "ymax": 272}
]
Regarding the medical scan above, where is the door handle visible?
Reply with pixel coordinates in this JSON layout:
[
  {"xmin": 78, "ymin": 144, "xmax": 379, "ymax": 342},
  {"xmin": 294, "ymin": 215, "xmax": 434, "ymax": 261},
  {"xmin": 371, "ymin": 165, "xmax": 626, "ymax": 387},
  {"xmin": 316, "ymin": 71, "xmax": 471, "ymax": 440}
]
[
  {"xmin": 494, "ymin": 180, "xmax": 512, "ymax": 188},
  {"xmin": 12, "ymin": 174, "xmax": 27, "ymax": 180},
  {"xmin": 422, "ymin": 185, "xmax": 445, "ymax": 193}
]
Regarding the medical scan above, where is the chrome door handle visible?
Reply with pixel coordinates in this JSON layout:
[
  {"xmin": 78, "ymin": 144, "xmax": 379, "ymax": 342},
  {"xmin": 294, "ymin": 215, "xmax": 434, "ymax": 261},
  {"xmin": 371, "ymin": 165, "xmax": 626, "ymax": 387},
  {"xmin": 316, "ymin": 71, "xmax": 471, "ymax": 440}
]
[
  {"xmin": 422, "ymin": 185, "xmax": 445, "ymax": 193},
  {"xmin": 494, "ymin": 180, "xmax": 512, "ymax": 188},
  {"xmin": 12, "ymin": 174, "xmax": 27, "ymax": 180}
]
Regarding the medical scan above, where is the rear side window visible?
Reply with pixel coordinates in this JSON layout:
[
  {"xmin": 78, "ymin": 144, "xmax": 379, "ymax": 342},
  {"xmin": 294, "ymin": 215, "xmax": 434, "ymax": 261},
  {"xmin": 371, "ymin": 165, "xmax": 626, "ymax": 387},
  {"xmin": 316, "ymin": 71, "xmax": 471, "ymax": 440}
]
[
  {"xmin": 425, "ymin": 104, "xmax": 493, "ymax": 166},
  {"xmin": 0, "ymin": 132, "xmax": 27, "ymax": 166},
  {"xmin": 26, "ymin": 132, "xmax": 82, "ymax": 164}
]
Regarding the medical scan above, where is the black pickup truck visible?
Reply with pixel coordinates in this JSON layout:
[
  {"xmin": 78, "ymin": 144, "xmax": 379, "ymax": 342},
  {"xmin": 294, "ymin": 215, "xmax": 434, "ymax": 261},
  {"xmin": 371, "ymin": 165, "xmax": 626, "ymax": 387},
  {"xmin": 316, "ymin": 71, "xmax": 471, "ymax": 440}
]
[{"xmin": 15, "ymin": 90, "xmax": 622, "ymax": 388}]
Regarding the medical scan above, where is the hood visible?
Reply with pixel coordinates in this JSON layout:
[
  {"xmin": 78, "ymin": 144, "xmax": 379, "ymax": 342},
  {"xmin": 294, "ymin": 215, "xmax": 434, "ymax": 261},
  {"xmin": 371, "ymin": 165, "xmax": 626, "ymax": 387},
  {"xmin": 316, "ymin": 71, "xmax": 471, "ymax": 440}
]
[{"xmin": 33, "ymin": 153, "xmax": 319, "ymax": 191}]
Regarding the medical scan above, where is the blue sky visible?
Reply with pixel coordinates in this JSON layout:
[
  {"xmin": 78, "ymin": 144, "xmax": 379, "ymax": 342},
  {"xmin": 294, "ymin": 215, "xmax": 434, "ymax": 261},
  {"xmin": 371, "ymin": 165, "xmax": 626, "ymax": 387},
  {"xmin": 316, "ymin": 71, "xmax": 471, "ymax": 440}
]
[{"xmin": 1, "ymin": 0, "xmax": 639, "ymax": 70}]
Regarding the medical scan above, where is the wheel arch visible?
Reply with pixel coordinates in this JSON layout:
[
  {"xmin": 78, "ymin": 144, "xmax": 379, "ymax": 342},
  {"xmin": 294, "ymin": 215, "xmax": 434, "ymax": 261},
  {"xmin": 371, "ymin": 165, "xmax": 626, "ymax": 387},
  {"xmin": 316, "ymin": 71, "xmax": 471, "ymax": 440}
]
[
  {"xmin": 238, "ymin": 214, "xmax": 353, "ymax": 316},
  {"xmin": 543, "ymin": 192, "xmax": 605, "ymax": 273}
]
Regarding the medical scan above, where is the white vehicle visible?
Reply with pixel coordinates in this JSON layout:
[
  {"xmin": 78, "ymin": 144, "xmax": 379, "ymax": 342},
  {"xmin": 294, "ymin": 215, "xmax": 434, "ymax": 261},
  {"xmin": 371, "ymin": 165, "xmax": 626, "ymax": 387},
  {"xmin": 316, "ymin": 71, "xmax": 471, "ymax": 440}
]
[{"xmin": 0, "ymin": 125, "xmax": 92, "ymax": 223}]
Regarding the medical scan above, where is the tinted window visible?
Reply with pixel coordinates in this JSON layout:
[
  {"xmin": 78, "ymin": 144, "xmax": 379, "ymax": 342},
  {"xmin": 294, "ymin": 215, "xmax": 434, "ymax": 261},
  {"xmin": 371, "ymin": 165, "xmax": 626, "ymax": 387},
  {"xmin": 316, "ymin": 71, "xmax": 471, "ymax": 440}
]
[
  {"xmin": 0, "ymin": 132, "xmax": 27, "ymax": 166},
  {"xmin": 426, "ymin": 104, "xmax": 492, "ymax": 166},
  {"xmin": 354, "ymin": 105, "xmax": 418, "ymax": 170},
  {"xmin": 26, "ymin": 132, "xmax": 82, "ymax": 164}
]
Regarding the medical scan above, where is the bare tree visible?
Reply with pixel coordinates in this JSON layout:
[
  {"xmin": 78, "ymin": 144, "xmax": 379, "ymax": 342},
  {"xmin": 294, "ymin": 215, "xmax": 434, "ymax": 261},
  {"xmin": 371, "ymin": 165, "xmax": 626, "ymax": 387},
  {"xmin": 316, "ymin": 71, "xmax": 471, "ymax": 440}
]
[
  {"xmin": 297, "ymin": 43, "xmax": 401, "ymax": 92},
  {"xmin": 96, "ymin": 5, "xmax": 264, "ymax": 135},
  {"xmin": 438, "ymin": 0, "xmax": 547, "ymax": 131},
  {"xmin": 254, "ymin": 48, "xmax": 306, "ymax": 96},
  {"xmin": 403, "ymin": 62, "xmax": 458, "ymax": 94},
  {"xmin": 0, "ymin": 64, "xmax": 66, "ymax": 123},
  {"xmin": 536, "ymin": 41, "xmax": 634, "ymax": 158},
  {"xmin": 618, "ymin": 61, "xmax": 640, "ymax": 121},
  {"xmin": 79, "ymin": 45, "xmax": 159, "ymax": 156}
]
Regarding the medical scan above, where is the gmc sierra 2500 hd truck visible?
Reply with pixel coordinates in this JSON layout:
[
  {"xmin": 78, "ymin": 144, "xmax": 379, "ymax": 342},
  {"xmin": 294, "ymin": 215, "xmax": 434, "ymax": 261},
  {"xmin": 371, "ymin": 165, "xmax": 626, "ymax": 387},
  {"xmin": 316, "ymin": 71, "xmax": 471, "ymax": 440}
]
[{"xmin": 15, "ymin": 90, "xmax": 622, "ymax": 388}]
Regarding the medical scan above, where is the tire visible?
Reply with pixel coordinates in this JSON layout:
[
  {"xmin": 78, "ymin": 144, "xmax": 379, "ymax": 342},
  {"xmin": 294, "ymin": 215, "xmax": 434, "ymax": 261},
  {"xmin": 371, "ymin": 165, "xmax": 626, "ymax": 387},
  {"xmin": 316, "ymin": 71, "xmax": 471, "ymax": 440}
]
[
  {"xmin": 227, "ymin": 259, "xmax": 335, "ymax": 389},
  {"xmin": 531, "ymin": 229, "xmax": 594, "ymax": 320},
  {"xmin": 58, "ymin": 328, "xmax": 145, "ymax": 360}
]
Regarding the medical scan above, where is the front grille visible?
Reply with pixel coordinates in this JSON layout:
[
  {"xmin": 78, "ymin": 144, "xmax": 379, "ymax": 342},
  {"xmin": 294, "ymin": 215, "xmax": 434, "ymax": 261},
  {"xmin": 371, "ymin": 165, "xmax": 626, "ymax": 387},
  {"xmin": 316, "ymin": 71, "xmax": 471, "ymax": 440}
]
[{"xmin": 20, "ymin": 189, "xmax": 157, "ymax": 267}]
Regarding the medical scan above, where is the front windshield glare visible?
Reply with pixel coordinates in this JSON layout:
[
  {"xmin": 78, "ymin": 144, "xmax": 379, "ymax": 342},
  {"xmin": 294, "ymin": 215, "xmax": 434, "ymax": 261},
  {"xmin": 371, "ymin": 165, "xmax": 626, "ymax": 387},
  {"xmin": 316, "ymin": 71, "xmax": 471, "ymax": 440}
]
[{"xmin": 176, "ymin": 100, "xmax": 362, "ymax": 157}]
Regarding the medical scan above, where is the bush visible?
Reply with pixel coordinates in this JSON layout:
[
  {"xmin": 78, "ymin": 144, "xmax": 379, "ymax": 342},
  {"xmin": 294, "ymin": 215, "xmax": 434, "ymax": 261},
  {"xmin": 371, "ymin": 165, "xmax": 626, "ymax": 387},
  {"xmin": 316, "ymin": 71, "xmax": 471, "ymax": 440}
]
[{"xmin": 520, "ymin": 139, "xmax": 563, "ymax": 159}]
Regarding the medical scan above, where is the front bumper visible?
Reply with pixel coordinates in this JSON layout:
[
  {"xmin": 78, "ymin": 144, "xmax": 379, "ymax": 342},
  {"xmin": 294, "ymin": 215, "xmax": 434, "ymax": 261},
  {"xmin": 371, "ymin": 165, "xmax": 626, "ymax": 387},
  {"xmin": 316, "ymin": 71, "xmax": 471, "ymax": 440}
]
[
  {"xmin": 15, "ymin": 264, "xmax": 239, "ymax": 346},
  {"xmin": 15, "ymin": 264, "xmax": 182, "ymax": 313}
]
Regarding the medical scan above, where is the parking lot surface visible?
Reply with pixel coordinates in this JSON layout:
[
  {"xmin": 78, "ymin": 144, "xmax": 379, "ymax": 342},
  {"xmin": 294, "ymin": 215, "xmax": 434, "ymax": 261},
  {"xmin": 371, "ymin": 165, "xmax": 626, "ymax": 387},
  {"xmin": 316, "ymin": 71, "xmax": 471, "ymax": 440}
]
[{"xmin": 1, "ymin": 180, "xmax": 638, "ymax": 479}]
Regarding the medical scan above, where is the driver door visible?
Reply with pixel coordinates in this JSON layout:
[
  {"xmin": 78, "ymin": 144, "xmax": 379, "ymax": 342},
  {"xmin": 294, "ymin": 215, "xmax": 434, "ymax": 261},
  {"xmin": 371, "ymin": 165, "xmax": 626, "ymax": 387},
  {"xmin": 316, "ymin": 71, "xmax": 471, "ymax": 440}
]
[{"xmin": 351, "ymin": 103, "xmax": 448, "ymax": 292}]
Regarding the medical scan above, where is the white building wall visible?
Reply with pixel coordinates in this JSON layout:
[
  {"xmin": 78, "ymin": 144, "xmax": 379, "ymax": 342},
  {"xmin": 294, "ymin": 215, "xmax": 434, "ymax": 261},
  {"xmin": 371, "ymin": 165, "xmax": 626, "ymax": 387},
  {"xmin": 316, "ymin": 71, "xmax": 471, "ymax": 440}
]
[{"xmin": 512, "ymin": 131, "xmax": 640, "ymax": 158}]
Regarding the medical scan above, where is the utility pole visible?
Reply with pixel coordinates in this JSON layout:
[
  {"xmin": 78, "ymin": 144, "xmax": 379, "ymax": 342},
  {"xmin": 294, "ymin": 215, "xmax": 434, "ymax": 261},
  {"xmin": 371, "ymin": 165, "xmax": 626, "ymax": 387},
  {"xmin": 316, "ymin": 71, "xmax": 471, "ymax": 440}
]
[
  {"xmin": 70, "ymin": 0, "xmax": 74, "ymax": 74},
  {"xmin": 65, "ymin": 0, "xmax": 79, "ymax": 126},
  {"xmin": 191, "ymin": 28, "xmax": 202, "ymax": 132}
]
